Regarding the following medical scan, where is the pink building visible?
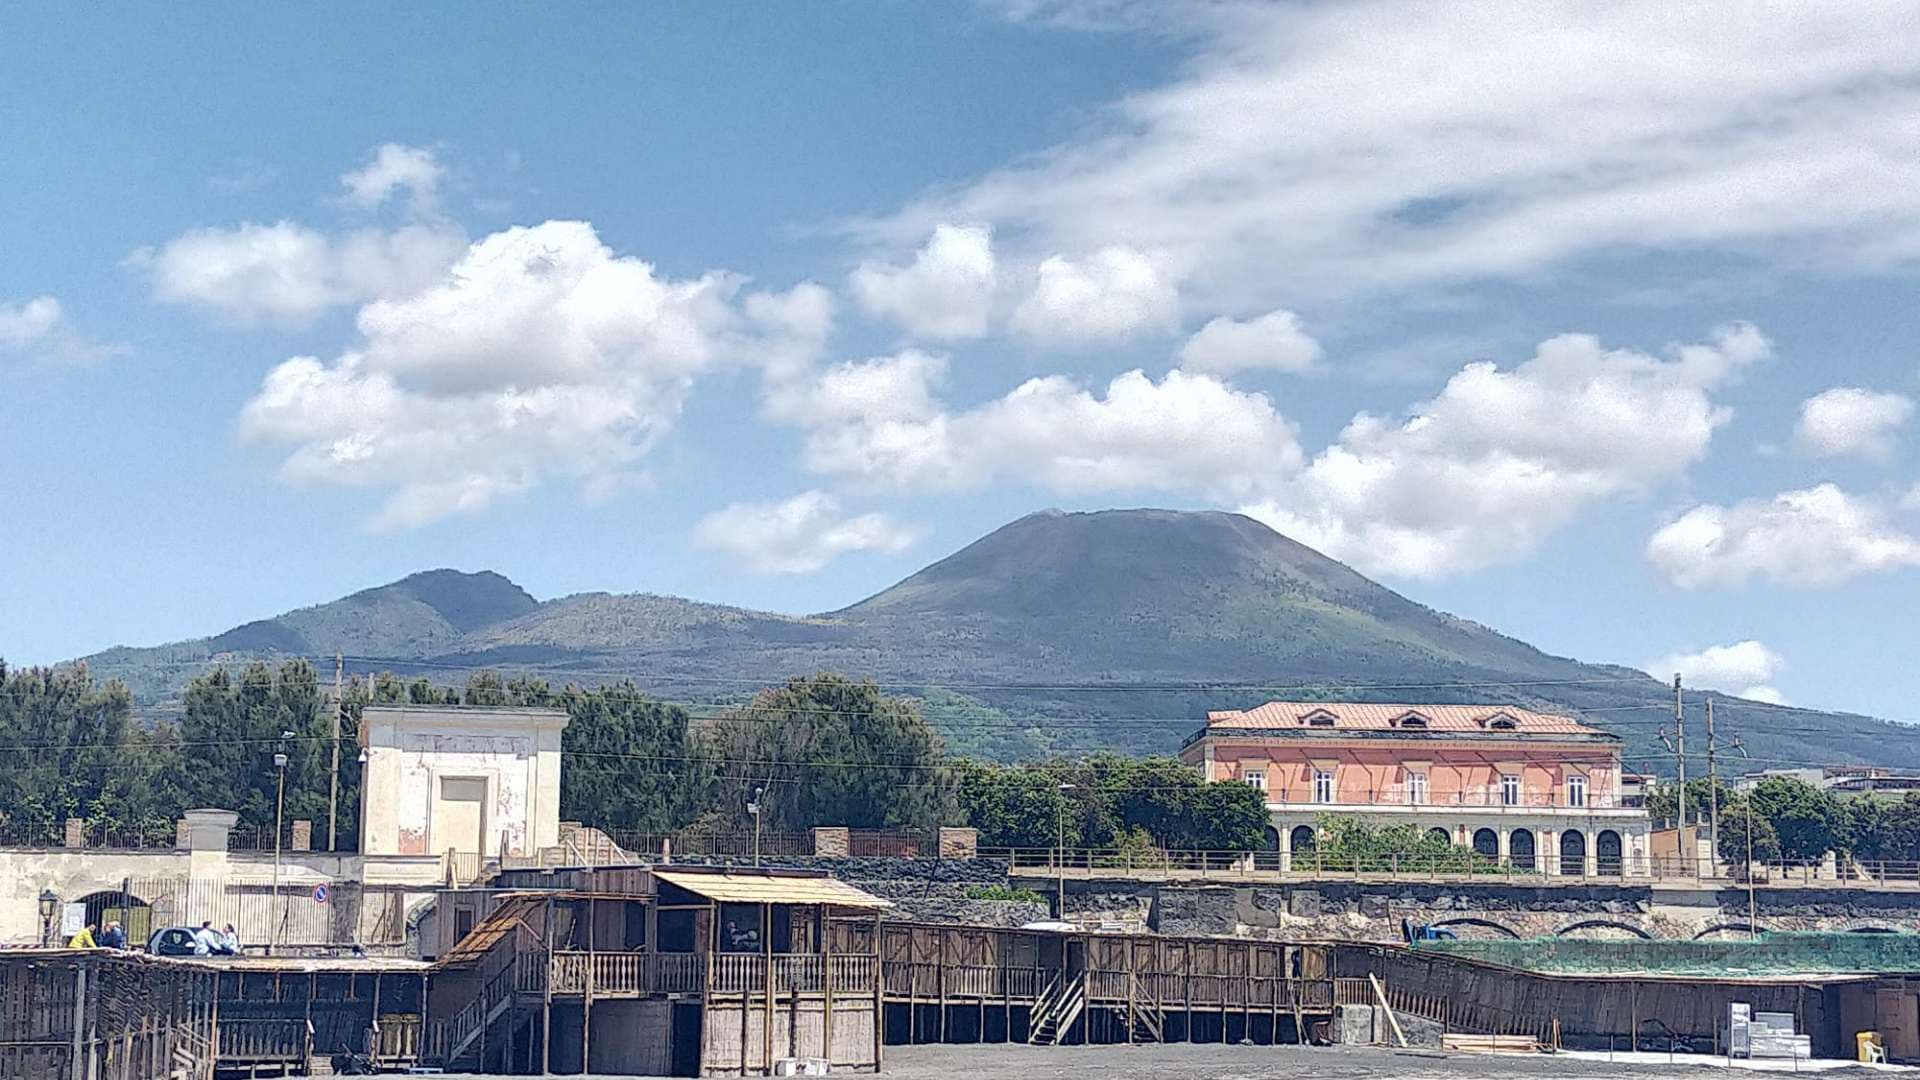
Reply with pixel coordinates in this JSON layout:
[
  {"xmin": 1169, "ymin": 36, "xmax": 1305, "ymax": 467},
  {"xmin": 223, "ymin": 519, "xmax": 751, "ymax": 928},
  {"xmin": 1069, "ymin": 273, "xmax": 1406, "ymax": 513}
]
[{"xmin": 1179, "ymin": 702, "xmax": 1651, "ymax": 875}]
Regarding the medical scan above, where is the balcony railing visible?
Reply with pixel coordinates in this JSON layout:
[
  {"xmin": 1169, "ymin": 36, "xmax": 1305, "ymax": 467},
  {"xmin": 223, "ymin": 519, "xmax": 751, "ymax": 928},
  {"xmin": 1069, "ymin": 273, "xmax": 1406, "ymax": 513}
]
[
  {"xmin": 1259, "ymin": 788, "xmax": 1637, "ymax": 810},
  {"xmin": 532, "ymin": 951, "xmax": 877, "ymax": 997}
]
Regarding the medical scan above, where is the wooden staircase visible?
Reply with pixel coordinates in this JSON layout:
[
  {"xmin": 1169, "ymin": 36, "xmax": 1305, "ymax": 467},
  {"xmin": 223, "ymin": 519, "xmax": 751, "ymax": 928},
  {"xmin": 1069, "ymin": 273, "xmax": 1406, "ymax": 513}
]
[
  {"xmin": 1027, "ymin": 973, "xmax": 1086, "ymax": 1046},
  {"xmin": 1120, "ymin": 974, "xmax": 1165, "ymax": 1043}
]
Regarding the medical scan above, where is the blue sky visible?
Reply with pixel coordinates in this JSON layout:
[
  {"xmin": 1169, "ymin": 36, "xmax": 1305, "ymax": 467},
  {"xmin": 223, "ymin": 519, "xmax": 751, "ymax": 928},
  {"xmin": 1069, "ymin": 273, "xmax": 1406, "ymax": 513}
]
[{"xmin": 7, "ymin": 2, "xmax": 1920, "ymax": 724}]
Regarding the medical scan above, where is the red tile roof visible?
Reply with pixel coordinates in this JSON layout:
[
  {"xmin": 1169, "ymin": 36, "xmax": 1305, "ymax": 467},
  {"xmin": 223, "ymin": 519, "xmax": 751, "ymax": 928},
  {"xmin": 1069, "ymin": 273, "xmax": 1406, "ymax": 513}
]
[{"xmin": 1204, "ymin": 701, "xmax": 1601, "ymax": 735}]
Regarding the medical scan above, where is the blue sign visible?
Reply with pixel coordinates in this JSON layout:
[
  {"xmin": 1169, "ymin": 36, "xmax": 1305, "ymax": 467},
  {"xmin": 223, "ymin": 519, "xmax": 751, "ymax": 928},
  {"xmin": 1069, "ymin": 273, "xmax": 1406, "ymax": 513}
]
[{"xmin": 312, "ymin": 884, "xmax": 330, "ymax": 905}]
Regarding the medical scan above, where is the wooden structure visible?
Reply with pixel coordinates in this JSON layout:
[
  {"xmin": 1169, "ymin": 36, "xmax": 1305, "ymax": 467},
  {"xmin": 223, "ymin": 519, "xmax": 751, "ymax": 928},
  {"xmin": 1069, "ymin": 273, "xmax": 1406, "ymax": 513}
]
[
  {"xmin": 844, "ymin": 922, "xmax": 1333, "ymax": 1048},
  {"xmin": 0, "ymin": 950, "xmax": 218, "ymax": 1080},
  {"xmin": 1333, "ymin": 941, "xmax": 1865, "ymax": 1056},
  {"xmin": 425, "ymin": 866, "xmax": 889, "ymax": 1076},
  {"xmin": 209, "ymin": 956, "xmax": 428, "ymax": 1077}
]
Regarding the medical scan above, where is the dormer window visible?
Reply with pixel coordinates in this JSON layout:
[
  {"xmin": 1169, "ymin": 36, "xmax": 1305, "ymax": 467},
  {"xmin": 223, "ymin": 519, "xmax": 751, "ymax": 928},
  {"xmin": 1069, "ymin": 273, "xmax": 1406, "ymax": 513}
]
[
  {"xmin": 1301, "ymin": 709, "xmax": 1337, "ymax": 728},
  {"xmin": 1391, "ymin": 711, "xmax": 1430, "ymax": 729},
  {"xmin": 1481, "ymin": 712, "xmax": 1520, "ymax": 731}
]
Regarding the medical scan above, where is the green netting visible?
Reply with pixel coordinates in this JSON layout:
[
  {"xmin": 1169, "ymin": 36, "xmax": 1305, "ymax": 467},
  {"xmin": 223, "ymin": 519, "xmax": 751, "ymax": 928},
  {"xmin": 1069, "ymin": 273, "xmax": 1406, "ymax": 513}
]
[{"xmin": 1415, "ymin": 930, "xmax": 1920, "ymax": 976}]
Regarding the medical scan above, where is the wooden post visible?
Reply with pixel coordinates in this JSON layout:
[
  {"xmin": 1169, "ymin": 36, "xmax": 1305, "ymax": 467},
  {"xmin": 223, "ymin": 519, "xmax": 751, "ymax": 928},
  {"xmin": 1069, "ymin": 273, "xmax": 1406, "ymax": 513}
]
[
  {"xmin": 762, "ymin": 903, "xmax": 774, "ymax": 1075},
  {"xmin": 936, "ymin": 928, "xmax": 947, "ymax": 1043},
  {"xmin": 907, "ymin": 928, "xmax": 917, "ymax": 1043},
  {"xmin": 1126, "ymin": 937, "xmax": 1137, "ymax": 1045},
  {"xmin": 69, "ymin": 961, "xmax": 88, "ymax": 1080},
  {"xmin": 822, "ymin": 910, "xmax": 835, "ymax": 1067},
  {"xmin": 872, "ymin": 913, "xmax": 884, "ymax": 1072},
  {"xmin": 583, "ymin": 898, "xmax": 594, "ymax": 1075},
  {"xmin": 541, "ymin": 895, "xmax": 555, "ymax": 1075},
  {"xmin": 306, "ymin": 972, "xmax": 317, "ymax": 1072},
  {"xmin": 1370, "ymin": 974, "xmax": 1406, "ymax": 1047},
  {"xmin": 701, "ymin": 904, "xmax": 717, "ymax": 1078}
]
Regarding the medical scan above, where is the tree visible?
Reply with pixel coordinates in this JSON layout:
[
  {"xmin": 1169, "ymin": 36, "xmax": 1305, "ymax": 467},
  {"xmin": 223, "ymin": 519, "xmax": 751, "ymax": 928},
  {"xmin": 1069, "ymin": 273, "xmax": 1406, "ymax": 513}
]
[
  {"xmin": 1647, "ymin": 776, "xmax": 1733, "ymax": 826},
  {"xmin": 0, "ymin": 661, "xmax": 175, "ymax": 842},
  {"xmin": 956, "ymin": 761, "xmax": 1080, "ymax": 849},
  {"xmin": 178, "ymin": 661, "xmax": 334, "ymax": 840},
  {"xmin": 698, "ymin": 673, "xmax": 955, "ymax": 831},
  {"xmin": 1717, "ymin": 798, "xmax": 1781, "ymax": 865},
  {"xmin": 1313, "ymin": 815, "xmax": 1468, "ymax": 872},
  {"xmin": 1749, "ymin": 777, "xmax": 1840, "ymax": 861},
  {"xmin": 556, "ymin": 682, "xmax": 705, "ymax": 832}
]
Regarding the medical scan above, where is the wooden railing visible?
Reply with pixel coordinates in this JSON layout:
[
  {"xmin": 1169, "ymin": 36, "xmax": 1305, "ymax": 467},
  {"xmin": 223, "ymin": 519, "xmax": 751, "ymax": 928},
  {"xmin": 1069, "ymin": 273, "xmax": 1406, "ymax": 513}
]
[
  {"xmin": 652, "ymin": 951, "xmax": 705, "ymax": 994},
  {"xmin": 219, "ymin": 1018, "xmax": 311, "ymax": 1064},
  {"xmin": 372, "ymin": 1014, "xmax": 422, "ymax": 1063}
]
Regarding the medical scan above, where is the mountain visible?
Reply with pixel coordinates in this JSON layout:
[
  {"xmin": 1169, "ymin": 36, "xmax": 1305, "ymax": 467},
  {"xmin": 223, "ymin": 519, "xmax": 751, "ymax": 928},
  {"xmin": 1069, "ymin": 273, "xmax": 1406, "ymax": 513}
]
[{"xmin": 73, "ymin": 509, "xmax": 1914, "ymax": 769}]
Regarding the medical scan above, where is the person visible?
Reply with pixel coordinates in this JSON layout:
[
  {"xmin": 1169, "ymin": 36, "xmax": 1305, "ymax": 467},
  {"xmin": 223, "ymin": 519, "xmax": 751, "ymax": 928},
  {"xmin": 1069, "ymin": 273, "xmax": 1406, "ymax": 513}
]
[
  {"xmin": 219, "ymin": 924, "xmax": 240, "ymax": 956},
  {"xmin": 67, "ymin": 923, "xmax": 97, "ymax": 949},
  {"xmin": 98, "ymin": 921, "xmax": 126, "ymax": 950},
  {"xmin": 193, "ymin": 921, "xmax": 222, "ymax": 956}
]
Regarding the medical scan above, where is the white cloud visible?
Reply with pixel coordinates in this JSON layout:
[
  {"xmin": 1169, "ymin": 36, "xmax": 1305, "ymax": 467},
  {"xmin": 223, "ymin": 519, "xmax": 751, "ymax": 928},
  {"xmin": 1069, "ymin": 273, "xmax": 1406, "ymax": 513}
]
[
  {"xmin": 1011, "ymin": 246, "xmax": 1178, "ymax": 344},
  {"xmin": 874, "ymin": 3, "xmax": 1920, "ymax": 309},
  {"xmin": 787, "ymin": 357, "xmax": 1299, "ymax": 498},
  {"xmin": 693, "ymin": 491, "xmax": 919, "ymax": 574},
  {"xmin": 1177, "ymin": 309, "xmax": 1322, "ymax": 375},
  {"xmin": 1795, "ymin": 387, "xmax": 1914, "ymax": 460},
  {"xmin": 0, "ymin": 296, "xmax": 62, "ymax": 348},
  {"xmin": 341, "ymin": 143, "xmax": 445, "ymax": 214},
  {"xmin": 0, "ymin": 295, "xmax": 126, "ymax": 364},
  {"xmin": 1646, "ymin": 483, "xmax": 1920, "ymax": 589},
  {"xmin": 134, "ymin": 220, "xmax": 466, "ymax": 324},
  {"xmin": 239, "ymin": 219, "xmax": 792, "ymax": 528},
  {"xmin": 1643, "ymin": 640, "xmax": 1788, "ymax": 704},
  {"xmin": 1241, "ymin": 323, "xmax": 1770, "ymax": 578},
  {"xmin": 850, "ymin": 224, "xmax": 996, "ymax": 340}
]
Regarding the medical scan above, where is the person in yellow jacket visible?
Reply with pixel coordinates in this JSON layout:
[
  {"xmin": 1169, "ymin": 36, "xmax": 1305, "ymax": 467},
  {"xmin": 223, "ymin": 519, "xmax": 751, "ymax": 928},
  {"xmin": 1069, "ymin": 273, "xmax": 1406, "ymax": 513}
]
[{"xmin": 67, "ymin": 923, "xmax": 97, "ymax": 949}]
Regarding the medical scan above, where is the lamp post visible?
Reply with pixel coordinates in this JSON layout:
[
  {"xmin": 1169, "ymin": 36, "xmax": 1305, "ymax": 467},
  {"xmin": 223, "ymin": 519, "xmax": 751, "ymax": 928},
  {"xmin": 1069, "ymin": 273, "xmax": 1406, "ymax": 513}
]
[
  {"xmin": 748, "ymin": 786, "xmax": 765, "ymax": 868},
  {"xmin": 271, "ymin": 748, "xmax": 289, "ymax": 953},
  {"xmin": 1056, "ymin": 782, "xmax": 1075, "ymax": 920},
  {"xmin": 38, "ymin": 888, "xmax": 58, "ymax": 947}
]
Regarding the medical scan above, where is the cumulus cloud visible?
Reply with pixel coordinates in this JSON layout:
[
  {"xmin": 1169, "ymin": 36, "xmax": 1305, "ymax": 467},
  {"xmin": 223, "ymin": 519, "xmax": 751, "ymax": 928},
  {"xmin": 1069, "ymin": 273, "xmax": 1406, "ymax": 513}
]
[
  {"xmin": 133, "ymin": 220, "xmax": 466, "ymax": 325},
  {"xmin": 1177, "ymin": 309, "xmax": 1322, "ymax": 375},
  {"xmin": 785, "ymin": 355, "xmax": 1299, "ymax": 498},
  {"xmin": 1241, "ymin": 323, "xmax": 1771, "ymax": 578},
  {"xmin": 1646, "ymin": 483, "xmax": 1920, "ymax": 589},
  {"xmin": 874, "ymin": 3, "xmax": 1920, "ymax": 309},
  {"xmin": 850, "ymin": 224, "xmax": 996, "ymax": 340},
  {"xmin": 1643, "ymin": 640, "xmax": 1788, "ymax": 704},
  {"xmin": 0, "ymin": 296, "xmax": 62, "ymax": 348},
  {"xmin": 239, "ymin": 219, "xmax": 802, "ymax": 528},
  {"xmin": 1795, "ymin": 387, "xmax": 1914, "ymax": 460},
  {"xmin": 0, "ymin": 295, "xmax": 126, "ymax": 364},
  {"xmin": 693, "ymin": 490, "xmax": 919, "ymax": 574},
  {"xmin": 1011, "ymin": 246, "xmax": 1178, "ymax": 344},
  {"xmin": 341, "ymin": 143, "xmax": 445, "ymax": 214}
]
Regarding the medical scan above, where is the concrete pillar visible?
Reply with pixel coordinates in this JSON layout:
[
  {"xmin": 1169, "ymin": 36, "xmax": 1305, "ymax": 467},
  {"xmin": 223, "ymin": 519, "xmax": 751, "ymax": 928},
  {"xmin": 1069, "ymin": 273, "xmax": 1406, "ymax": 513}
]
[
  {"xmin": 811, "ymin": 827, "xmax": 850, "ymax": 858},
  {"xmin": 182, "ymin": 809, "xmax": 238, "ymax": 884},
  {"xmin": 1496, "ymin": 828, "xmax": 1511, "ymax": 862},
  {"xmin": 290, "ymin": 820, "xmax": 312, "ymax": 852},
  {"xmin": 63, "ymin": 819, "xmax": 85, "ymax": 848},
  {"xmin": 936, "ymin": 827, "xmax": 977, "ymax": 860},
  {"xmin": 1278, "ymin": 822, "xmax": 1292, "ymax": 874},
  {"xmin": 1586, "ymin": 829, "xmax": 1599, "ymax": 876}
]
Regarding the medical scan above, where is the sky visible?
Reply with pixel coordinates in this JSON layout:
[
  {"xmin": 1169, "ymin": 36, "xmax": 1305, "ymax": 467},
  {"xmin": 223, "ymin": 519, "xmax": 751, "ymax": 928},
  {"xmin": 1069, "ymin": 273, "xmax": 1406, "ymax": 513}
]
[{"xmin": 6, "ymin": 2, "xmax": 1920, "ymax": 723}]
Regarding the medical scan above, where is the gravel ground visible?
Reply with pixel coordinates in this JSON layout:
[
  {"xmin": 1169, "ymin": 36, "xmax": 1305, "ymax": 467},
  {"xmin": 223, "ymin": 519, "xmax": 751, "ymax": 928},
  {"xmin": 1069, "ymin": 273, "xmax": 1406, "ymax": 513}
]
[{"xmin": 435, "ymin": 1041, "xmax": 1902, "ymax": 1080}]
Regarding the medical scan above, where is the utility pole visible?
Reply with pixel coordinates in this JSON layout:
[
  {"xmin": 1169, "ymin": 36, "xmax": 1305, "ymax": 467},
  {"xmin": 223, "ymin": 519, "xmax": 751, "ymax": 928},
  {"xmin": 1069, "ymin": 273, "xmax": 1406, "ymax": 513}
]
[
  {"xmin": 329, "ymin": 652, "xmax": 343, "ymax": 852},
  {"xmin": 1705, "ymin": 696, "xmax": 1719, "ymax": 876},
  {"xmin": 1674, "ymin": 674, "xmax": 1689, "ymax": 878}
]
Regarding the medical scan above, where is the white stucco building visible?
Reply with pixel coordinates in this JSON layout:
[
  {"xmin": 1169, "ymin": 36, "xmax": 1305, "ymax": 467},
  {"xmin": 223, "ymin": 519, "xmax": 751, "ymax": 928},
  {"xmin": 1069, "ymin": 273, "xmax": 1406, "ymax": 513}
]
[{"xmin": 358, "ymin": 704, "xmax": 570, "ymax": 860}]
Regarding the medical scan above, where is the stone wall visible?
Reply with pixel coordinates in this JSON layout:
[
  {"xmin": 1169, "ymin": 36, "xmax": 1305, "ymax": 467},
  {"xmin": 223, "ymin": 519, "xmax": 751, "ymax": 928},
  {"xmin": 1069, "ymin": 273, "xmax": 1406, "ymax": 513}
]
[{"xmin": 1053, "ymin": 877, "xmax": 1920, "ymax": 942}]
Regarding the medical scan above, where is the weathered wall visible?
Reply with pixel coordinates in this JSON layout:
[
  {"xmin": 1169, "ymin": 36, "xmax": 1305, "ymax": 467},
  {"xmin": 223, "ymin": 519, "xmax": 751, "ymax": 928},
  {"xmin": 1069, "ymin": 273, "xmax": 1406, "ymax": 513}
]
[{"xmin": 589, "ymin": 999, "xmax": 671, "ymax": 1075}]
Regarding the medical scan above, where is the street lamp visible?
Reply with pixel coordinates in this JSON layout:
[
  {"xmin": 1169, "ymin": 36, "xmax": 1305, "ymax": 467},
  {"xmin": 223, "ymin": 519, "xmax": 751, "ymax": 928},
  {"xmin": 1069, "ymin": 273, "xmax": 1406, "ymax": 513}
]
[
  {"xmin": 271, "ymin": 747, "xmax": 289, "ymax": 954},
  {"xmin": 38, "ymin": 888, "xmax": 58, "ymax": 947},
  {"xmin": 1056, "ymin": 783, "xmax": 1076, "ymax": 920},
  {"xmin": 747, "ymin": 787, "xmax": 765, "ymax": 868}
]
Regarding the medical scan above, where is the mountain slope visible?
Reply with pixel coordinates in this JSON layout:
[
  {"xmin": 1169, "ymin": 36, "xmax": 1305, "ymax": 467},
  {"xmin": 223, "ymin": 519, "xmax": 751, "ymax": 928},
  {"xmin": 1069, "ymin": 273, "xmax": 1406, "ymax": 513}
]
[{"xmin": 73, "ymin": 510, "xmax": 1914, "ymax": 769}]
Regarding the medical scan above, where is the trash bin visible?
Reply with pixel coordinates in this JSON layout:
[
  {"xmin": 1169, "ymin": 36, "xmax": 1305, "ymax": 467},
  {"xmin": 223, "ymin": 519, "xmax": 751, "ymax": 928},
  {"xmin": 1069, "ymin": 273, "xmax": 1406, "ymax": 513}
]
[{"xmin": 1857, "ymin": 1030, "xmax": 1885, "ymax": 1063}]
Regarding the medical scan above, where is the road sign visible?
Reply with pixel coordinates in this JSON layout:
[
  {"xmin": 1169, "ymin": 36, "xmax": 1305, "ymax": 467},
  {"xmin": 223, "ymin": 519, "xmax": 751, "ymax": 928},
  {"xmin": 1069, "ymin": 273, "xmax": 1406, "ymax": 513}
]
[{"xmin": 312, "ymin": 884, "xmax": 329, "ymax": 905}]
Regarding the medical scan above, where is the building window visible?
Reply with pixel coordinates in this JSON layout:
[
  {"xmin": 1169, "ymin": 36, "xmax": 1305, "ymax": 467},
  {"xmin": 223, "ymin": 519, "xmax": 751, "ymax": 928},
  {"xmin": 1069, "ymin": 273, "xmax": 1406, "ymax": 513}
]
[
  {"xmin": 1408, "ymin": 771, "xmax": 1429, "ymax": 805},
  {"xmin": 1306, "ymin": 714, "xmax": 1336, "ymax": 727},
  {"xmin": 1567, "ymin": 774, "xmax": 1588, "ymax": 808},
  {"xmin": 1501, "ymin": 774, "xmax": 1521, "ymax": 806},
  {"xmin": 1244, "ymin": 769, "xmax": 1267, "ymax": 792},
  {"xmin": 1313, "ymin": 770, "xmax": 1334, "ymax": 804}
]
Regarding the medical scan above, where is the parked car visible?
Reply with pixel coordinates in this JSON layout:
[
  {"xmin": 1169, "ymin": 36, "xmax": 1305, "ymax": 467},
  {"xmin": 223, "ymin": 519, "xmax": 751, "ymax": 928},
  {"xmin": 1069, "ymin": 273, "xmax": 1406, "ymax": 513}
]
[{"xmin": 146, "ymin": 927, "xmax": 202, "ymax": 956}]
